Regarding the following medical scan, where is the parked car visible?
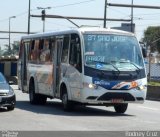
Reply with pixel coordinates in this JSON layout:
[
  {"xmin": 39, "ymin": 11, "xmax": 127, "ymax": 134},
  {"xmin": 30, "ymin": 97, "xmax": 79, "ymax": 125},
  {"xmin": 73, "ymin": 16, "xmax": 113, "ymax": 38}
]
[{"xmin": 0, "ymin": 72, "xmax": 16, "ymax": 111}]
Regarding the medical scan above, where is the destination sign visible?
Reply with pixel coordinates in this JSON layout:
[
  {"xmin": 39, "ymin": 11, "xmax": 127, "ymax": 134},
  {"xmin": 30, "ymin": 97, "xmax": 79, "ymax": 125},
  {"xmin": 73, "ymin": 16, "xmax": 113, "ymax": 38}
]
[{"xmin": 87, "ymin": 35, "xmax": 127, "ymax": 42}]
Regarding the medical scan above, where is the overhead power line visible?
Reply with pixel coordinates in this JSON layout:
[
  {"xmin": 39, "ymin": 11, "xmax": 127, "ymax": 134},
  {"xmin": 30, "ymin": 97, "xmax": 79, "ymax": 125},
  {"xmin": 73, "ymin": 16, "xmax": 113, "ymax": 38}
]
[
  {"xmin": 0, "ymin": 31, "xmax": 35, "ymax": 34},
  {"xmin": 51, "ymin": 0, "xmax": 96, "ymax": 8}
]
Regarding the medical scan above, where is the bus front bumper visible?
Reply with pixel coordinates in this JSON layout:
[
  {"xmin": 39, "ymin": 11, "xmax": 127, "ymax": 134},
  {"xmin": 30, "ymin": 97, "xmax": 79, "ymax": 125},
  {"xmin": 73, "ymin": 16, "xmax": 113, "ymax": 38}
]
[{"xmin": 79, "ymin": 87, "xmax": 147, "ymax": 105}]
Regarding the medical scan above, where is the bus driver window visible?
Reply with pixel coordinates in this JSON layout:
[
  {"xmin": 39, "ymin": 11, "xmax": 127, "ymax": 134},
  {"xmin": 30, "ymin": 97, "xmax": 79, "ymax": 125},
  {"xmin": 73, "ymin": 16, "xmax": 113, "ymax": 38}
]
[{"xmin": 69, "ymin": 34, "xmax": 82, "ymax": 73}]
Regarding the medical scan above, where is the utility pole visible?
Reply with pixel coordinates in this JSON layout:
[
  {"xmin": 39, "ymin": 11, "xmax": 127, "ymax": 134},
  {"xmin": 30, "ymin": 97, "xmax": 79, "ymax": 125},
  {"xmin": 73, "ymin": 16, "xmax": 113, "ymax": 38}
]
[
  {"xmin": 37, "ymin": 7, "xmax": 51, "ymax": 32},
  {"xmin": 28, "ymin": 0, "xmax": 31, "ymax": 34},
  {"xmin": 131, "ymin": 0, "xmax": 134, "ymax": 32},
  {"xmin": 9, "ymin": 16, "xmax": 16, "ymax": 55},
  {"xmin": 104, "ymin": 0, "xmax": 107, "ymax": 28}
]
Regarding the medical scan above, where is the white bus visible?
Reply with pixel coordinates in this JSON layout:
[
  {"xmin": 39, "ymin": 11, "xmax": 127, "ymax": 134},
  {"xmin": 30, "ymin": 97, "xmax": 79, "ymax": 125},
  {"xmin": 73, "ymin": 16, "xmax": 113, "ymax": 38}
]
[{"xmin": 18, "ymin": 27, "xmax": 147, "ymax": 113}]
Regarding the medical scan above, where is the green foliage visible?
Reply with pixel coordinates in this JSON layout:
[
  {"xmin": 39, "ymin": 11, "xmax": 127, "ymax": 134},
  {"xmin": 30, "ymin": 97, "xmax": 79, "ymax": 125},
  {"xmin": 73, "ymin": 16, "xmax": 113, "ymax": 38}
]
[
  {"xmin": 12, "ymin": 41, "xmax": 19, "ymax": 55},
  {"xmin": 2, "ymin": 41, "xmax": 19, "ymax": 56},
  {"xmin": 148, "ymin": 81, "xmax": 160, "ymax": 86},
  {"xmin": 143, "ymin": 26, "xmax": 160, "ymax": 53}
]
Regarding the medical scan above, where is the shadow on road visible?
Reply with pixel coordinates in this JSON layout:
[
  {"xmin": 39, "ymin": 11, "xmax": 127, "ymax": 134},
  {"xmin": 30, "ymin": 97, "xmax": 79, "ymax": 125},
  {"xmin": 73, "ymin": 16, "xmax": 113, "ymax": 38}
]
[
  {"xmin": 15, "ymin": 100, "xmax": 134, "ymax": 117},
  {"xmin": 0, "ymin": 108, "xmax": 8, "ymax": 113}
]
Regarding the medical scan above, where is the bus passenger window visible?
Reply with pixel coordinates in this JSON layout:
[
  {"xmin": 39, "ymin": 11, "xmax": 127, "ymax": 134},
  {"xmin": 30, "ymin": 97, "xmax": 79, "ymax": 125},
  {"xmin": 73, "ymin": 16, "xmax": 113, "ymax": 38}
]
[
  {"xmin": 39, "ymin": 39, "xmax": 44, "ymax": 51},
  {"xmin": 19, "ymin": 41, "xmax": 24, "ymax": 60},
  {"xmin": 31, "ymin": 40, "xmax": 40, "ymax": 61},
  {"xmin": 50, "ymin": 38, "xmax": 55, "ymax": 62},
  {"xmin": 30, "ymin": 40, "xmax": 34, "ymax": 60},
  {"xmin": 40, "ymin": 39, "xmax": 51, "ymax": 62},
  {"xmin": 69, "ymin": 34, "xmax": 82, "ymax": 73}
]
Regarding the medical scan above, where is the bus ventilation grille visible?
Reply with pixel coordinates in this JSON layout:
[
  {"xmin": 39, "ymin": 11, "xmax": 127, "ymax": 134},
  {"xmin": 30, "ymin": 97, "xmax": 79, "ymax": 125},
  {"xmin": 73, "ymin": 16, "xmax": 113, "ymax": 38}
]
[{"xmin": 97, "ymin": 92, "xmax": 135, "ymax": 101}]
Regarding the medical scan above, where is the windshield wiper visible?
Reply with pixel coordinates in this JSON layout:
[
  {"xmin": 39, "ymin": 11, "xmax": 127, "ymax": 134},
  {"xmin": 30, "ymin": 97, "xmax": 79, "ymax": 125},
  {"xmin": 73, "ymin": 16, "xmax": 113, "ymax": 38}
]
[
  {"xmin": 119, "ymin": 60, "xmax": 141, "ymax": 73},
  {"xmin": 92, "ymin": 60, "xmax": 120, "ymax": 73}
]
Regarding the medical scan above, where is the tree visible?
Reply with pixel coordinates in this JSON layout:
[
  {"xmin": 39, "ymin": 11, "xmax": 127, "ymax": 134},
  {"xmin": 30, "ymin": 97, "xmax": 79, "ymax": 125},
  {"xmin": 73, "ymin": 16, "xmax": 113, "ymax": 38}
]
[
  {"xmin": 12, "ymin": 41, "xmax": 20, "ymax": 55},
  {"xmin": 3, "ymin": 44, "xmax": 11, "ymax": 56},
  {"xmin": 2, "ymin": 41, "xmax": 19, "ymax": 56},
  {"xmin": 143, "ymin": 26, "xmax": 160, "ymax": 53}
]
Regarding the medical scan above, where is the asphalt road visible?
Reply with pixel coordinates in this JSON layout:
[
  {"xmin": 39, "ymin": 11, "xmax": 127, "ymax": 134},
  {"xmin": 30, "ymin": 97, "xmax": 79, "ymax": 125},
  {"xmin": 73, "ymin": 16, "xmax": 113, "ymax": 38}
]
[{"xmin": 0, "ymin": 85, "xmax": 160, "ymax": 131}]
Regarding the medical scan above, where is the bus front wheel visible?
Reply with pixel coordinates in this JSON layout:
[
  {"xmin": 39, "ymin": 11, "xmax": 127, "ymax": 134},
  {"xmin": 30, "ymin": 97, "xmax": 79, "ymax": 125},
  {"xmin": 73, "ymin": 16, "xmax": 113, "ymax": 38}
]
[
  {"xmin": 62, "ymin": 92, "xmax": 73, "ymax": 111},
  {"xmin": 114, "ymin": 103, "xmax": 128, "ymax": 113}
]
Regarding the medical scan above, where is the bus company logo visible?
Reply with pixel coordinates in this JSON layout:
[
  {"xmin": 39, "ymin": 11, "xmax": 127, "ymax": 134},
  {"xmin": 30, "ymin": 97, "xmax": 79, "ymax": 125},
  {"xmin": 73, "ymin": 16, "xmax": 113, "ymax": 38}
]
[
  {"xmin": 94, "ymin": 80, "xmax": 110, "ymax": 86},
  {"xmin": 96, "ymin": 63, "xmax": 103, "ymax": 69},
  {"xmin": 1, "ymin": 131, "xmax": 18, "ymax": 137}
]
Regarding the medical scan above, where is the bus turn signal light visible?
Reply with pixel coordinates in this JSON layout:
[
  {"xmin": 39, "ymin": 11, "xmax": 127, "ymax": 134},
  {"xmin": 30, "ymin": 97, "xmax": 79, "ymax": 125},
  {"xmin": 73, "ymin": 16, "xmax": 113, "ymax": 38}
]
[{"xmin": 131, "ymin": 81, "xmax": 138, "ymax": 88}]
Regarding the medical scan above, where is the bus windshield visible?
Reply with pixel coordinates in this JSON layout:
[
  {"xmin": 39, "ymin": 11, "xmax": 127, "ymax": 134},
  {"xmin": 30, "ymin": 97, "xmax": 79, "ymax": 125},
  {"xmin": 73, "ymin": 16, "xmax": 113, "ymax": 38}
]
[{"xmin": 83, "ymin": 34, "xmax": 144, "ymax": 71}]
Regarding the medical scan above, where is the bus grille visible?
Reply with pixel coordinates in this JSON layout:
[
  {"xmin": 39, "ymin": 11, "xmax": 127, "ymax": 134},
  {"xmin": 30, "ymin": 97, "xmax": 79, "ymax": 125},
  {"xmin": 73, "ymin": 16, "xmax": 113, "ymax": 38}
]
[{"xmin": 97, "ymin": 92, "xmax": 135, "ymax": 101}]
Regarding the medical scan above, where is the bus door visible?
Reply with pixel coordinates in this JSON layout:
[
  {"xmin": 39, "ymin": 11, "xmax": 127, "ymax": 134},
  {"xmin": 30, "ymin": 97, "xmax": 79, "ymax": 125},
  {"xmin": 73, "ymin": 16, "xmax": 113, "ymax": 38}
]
[
  {"xmin": 18, "ymin": 41, "xmax": 28, "ymax": 92},
  {"xmin": 54, "ymin": 36, "xmax": 63, "ymax": 96},
  {"xmin": 68, "ymin": 34, "xmax": 82, "ymax": 101}
]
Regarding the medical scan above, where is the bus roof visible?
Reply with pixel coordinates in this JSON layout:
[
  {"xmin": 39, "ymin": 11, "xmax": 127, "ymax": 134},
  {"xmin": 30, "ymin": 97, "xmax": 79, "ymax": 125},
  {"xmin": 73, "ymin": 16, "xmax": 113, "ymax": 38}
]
[{"xmin": 21, "ymin": 27, "xmax": 135, "ymax": 40}]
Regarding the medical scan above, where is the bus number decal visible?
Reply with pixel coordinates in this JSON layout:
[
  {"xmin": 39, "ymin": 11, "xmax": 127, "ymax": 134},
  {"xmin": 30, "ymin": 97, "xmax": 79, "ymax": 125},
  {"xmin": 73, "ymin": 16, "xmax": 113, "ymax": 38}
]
[{"xmin": 85, "ymin": 55, "xmax": 105, "ymax": 62}]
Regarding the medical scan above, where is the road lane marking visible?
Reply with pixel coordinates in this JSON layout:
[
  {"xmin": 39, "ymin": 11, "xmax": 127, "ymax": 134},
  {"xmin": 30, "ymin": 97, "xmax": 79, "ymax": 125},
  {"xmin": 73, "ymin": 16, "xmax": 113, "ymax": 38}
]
[{"xmin": 138, "ymin": 106, "xmax": 159, "ymax": 111}]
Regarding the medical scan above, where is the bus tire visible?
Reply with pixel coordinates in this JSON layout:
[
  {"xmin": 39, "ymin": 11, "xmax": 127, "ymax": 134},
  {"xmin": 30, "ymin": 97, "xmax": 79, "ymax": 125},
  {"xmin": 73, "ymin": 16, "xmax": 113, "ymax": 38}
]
[
  {"xmin": 38, "ymin": 95, "xmax": 47, "ymax": 105},
  {"xmin": 62, "ymin": 92, "xmax": 73, "ymax": 111},
  {"xmin": 114, "ymin": 103, "xmax": 128, "ymax": 113},
  {"xmin": 29, "ymin": 80, "xmax": 39, "ymax": 105}
]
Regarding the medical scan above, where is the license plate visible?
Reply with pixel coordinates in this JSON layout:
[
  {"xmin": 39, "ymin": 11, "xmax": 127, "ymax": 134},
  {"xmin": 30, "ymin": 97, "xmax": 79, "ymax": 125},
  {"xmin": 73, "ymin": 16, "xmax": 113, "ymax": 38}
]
[{"xmin": 111, "ymin": 99, "xmax": 124, "ymax": 103}]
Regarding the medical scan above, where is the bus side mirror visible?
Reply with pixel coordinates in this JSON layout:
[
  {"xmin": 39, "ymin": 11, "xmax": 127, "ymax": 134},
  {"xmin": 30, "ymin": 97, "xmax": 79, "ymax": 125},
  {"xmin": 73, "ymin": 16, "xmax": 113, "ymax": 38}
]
[
  {"xmin": 139, "ymin": 42, "xmax": 147, "ymax": 58},
  {"xmin": 142, "ymin": 47, "xmax": 147, "ymax": 58}
]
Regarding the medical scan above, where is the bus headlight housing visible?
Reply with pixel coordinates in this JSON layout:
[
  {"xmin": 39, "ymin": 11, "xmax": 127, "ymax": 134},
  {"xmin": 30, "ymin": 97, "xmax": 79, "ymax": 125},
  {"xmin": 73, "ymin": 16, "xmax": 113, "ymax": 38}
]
[
  {"xmin": 136, "ymin": 85, "xmax": 146, "ymax": 91},
  {"xmin": 83, "ymin": 82, "xmax": 98, "ymax": 89},
  {"xmin": 89, "ymin": 83, "xmax": 98, "ymax": 89}
]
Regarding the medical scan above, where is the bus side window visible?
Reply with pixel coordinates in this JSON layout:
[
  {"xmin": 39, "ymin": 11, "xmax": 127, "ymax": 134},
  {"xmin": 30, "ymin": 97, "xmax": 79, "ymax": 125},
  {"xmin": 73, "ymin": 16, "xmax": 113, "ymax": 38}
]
[
  {"xmin": 19, "ymin": 41, "xmax": 24, "ymax": 60},
  {"xmin": 39, "ymin": 39, "xmax": 44, "ymax": 51},
  {"xmin": 40, "ymin": 39, "xmax": 51, "ymax": 62},
  {"xmin": 61, "ymin": 35, "xmax": 69, "ymax": 63},
  {"xmin": 29, "ymin": 40, "xmax": 35, "ymax": 60},
  {"xmin": 31, "ymin": 40, "xmax": 40, "ymax": 61},
  {"xmin": 69, "ymin": 34, "xmax": 82, "ymax": 73},
  {"xmin": 49, "ymin": 39, "xmax": 52, "ymax": 61},
  {"xmin": 50, "ymin": 38, "xmax": 55, "ymax": 62}
]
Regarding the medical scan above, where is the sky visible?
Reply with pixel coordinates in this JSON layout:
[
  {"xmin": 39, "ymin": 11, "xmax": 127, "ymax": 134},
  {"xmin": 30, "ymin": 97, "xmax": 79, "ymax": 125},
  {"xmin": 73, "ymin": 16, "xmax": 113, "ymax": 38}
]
[{"xmin": 0, "ymin": 0, "xmax": 160, "ymax": 47}]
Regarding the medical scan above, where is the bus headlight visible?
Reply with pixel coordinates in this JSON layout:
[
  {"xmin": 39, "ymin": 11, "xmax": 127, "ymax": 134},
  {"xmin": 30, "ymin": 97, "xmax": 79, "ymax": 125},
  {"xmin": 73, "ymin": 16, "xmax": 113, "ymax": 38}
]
[
  {"xmin": 136, "ymin": 85, "xmax": 146, "ymax": 90},
  {"xmin": 83, "ymin": 82, "xmax": 98, "ymax": 89}
]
